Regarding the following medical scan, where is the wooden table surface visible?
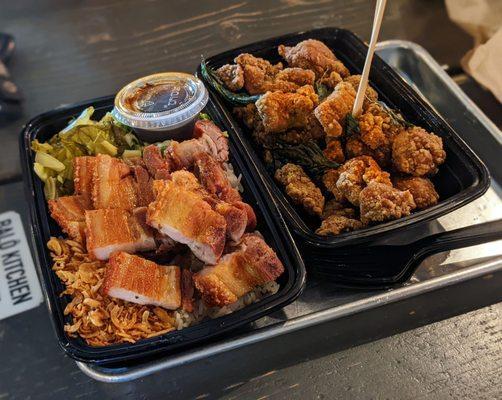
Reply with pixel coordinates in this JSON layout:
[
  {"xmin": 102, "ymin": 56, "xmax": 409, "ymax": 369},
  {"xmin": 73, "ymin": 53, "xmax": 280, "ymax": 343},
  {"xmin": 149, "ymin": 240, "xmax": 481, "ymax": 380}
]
[{"xmin": 1, "ymin": 1, "xmax": 501, "ymax": 399}]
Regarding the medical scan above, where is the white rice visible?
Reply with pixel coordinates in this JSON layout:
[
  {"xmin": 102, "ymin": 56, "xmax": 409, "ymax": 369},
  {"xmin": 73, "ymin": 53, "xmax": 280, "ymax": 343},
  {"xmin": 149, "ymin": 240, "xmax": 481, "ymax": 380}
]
[
  {"xmin": 223, "ymin": 162, "xmax": 244, "ymax": 192},
  {"xmin": 173, "ymin": 281, "xmax": 280, "ymax": 330}
]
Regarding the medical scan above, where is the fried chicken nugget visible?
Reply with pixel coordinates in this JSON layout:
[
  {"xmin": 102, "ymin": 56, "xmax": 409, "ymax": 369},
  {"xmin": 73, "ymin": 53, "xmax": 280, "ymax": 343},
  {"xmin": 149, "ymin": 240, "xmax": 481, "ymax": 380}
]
[
  {"xmin": 359, "ymin": 182, "xmax": 416, "ymax": 224},
  {"xmin": 216, "ymin": 64, "xmax": 244, "ymax": 91},
  {"xmin": 322, "ymin": 198, "xmax": 357, "ymax": 220},
  {"xmin": 231, "ymin": 53, "xmax": 315, "ymax": 95},
  {"xmin": 336, "ymin": 156, "xmax": 392, "ymax": 206},
  {"xmin": 316, "ymin": 215, "xmax": 363, "ymax": 236},
  {"xmin": 323, "ymin": 139, "xmax": 345, "ymax": 163},
  {"xmin": 275, "ymin": 163, "xmax": 325, "ymax": 217},
  {"xmin": 234, "ymin": 103, "xmax": 260, "ymax": 129},
  {"xmin": 256, "ymin": 85, "xmax": 318, "ymax": 133},
  {"xmin": 314, "ymin": 81, "xmax": 356, "ymax": 139},
  {"xmin": 345, "ymin": 137, "xmax": 391, "ymax": 168},
  {"xmin": 393, "ymin": 176, "xmax": 439, "ymax": 209},
  {"xmin": 344, "ymin": 75, "xmax": 378, "ymax": 107},
  {"xmin": 322, "ymin": 168, "xmax": 345, "ymax": 202},
  {"xmin": 278, "ymin": 39, "xmax": 350, "ymax": 79},
  {"xmin": 392, "ymin": 127, "xmax": 446, "ymax": 176}
]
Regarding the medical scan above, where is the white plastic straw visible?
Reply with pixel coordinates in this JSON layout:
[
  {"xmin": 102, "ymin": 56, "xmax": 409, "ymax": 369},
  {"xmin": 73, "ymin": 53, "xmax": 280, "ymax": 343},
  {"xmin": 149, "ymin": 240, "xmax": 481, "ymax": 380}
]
[{"xmin": 352, "ymin": 0, "xmax": 387, "ymax": 117}]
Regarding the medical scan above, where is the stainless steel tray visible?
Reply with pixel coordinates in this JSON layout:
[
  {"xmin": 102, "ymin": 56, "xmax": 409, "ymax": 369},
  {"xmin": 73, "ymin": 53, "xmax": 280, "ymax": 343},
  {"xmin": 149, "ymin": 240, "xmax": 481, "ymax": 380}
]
[{"xmin": 77, "ymin": 40, "xmax": 502, "ymax": 382}]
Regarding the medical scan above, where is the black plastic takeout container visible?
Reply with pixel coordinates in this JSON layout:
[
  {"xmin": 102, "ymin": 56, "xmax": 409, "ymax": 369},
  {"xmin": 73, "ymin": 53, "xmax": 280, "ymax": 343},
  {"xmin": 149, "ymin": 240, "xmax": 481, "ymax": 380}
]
[
  {"xmin": 198, "ymin": 27, "xmax": 491, "ymax": 284},
  {"xmin": 20, "ymin": 95, "xmax": 306, "ymax": 365}
]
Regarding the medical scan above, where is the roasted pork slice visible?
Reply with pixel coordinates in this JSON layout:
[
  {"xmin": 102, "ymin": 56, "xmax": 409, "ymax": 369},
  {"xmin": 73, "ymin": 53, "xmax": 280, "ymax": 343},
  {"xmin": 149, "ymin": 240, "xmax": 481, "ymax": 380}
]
[
  {"xmin": 193, "ymin": 152, "xmax": 240, "ymax": 201},
  {"xmin": 143, "ymin": 144, "xmax": 172, "ymax": 178},
  {"xmin": 48, "ymin": 195, "xmax": 90, "ymax": 243},
  {"xmin": 85, "ymin": 208, "xmax": 156, "ymax": 260},
  {"xmin": 103, "ymin": 252, "xmax": 181, "ymax": 310},
  {"xmin": 181, "ymin": 269, "xmax": 195, "ymax": 312},
  {"xmin": 193, "ymin": 233, "xmax": 284, "ymax": 307},
  {"xmin": 73, "ymin": 156, "xmax": 97, "ymax": 203},
  {"xmin": 132, "ymin": 165, "xmax": 155, "ymax": 206},
  {"xmin": 147, "ymin": 178, "xmax": 227, "ymax": 264},
  {"xmin": 193, "ymin": 120, "xmax": 229, "ymax": 162},
  {"xmin": 92, "ymin": 154, "xmax": 138, "ymax": 210}
]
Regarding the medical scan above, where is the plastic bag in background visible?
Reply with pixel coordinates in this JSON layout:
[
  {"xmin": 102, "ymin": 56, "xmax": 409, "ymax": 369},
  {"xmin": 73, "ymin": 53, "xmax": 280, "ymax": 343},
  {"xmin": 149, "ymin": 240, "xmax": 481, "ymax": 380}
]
[{"xmin": 445, "ymin": 0, "xmax": 502, "ymax": 103}]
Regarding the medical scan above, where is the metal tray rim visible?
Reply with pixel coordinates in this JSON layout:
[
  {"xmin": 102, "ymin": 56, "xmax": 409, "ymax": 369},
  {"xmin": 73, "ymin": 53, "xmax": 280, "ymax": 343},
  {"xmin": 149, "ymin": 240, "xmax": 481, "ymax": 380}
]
[{"xmin": 76, "ymin": 256, "xmax": 502, "ymax": 383}]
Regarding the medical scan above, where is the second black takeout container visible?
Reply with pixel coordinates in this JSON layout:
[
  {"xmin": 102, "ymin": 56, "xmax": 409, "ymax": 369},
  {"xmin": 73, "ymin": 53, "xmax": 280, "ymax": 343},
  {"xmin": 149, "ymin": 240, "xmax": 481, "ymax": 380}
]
[
  {"xmin": 198, "ymin": 27, "xmax": 491, "ymax": 285},
  {"xmin": 20, "ymin": 95, "xmax": 306, "ymax": 365}
]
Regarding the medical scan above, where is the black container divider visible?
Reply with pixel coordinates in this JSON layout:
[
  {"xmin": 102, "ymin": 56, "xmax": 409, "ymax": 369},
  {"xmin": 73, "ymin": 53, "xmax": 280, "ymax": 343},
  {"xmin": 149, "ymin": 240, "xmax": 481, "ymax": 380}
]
[
  {"xmin": 20, "ymin": 95, "xmax": 306, "ymax": 365},
  {"xmin": 197, "ymin": 27, "xmax": 490, "ymax": 284}
]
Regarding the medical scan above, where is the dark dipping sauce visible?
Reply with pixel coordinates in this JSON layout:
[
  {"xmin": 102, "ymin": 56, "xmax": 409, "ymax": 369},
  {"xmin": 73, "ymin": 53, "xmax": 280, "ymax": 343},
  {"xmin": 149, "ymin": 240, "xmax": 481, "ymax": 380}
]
[
  {"xmin": 112, "ymin": 72, "xmax": 208, "ymax": 143},
  {"xmin": 125, "ymin": 82, "xmax": 195, "ymax": 114}
]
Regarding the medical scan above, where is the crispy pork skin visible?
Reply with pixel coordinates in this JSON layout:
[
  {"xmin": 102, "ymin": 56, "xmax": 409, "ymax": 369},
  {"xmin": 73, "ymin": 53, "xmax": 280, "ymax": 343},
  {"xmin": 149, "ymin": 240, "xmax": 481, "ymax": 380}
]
[
  {"xmin": 48, "ymin": 195, "xmax": 90, "ymax": 243},
  {"xmin": 193, "ymin": 233, "xmax": 284, "ymax": 307},
  {"xmin": 103, "ymin": 252, "xmax": 181, "ymax": 309},
  {"xmin": 146, "ymin": 177, "xmax": 227, "ymax": 264},
  {"xmin": 73, "ymin": 156, "xmax": 97, "ymax": 203},
  {"xmin": 92, "ymin": 154, "xmax": 137, "ymax": 210},
  {"xmin": 85, "ymin": 208, "xmax": 156, "ymax": 260}
]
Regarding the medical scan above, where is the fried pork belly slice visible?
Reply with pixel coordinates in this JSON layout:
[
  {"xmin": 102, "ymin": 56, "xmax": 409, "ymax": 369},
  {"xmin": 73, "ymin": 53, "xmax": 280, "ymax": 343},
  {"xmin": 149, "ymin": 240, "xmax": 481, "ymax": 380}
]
[
  {"xmin": 314, "ymin": 81, "xmax": 356, "ymax": 139},
  {"xmin": 359, "ymin": 182, "xmax": 416, "ymax": 224},
  {"xmin": 193, "ymin": 233, "xmax": 284, "ymax": 307},
  {"xmin": 92, "ymin": 154, "xmax": 137, "ymax": 210},
  {"xmin": 278, "ymin": 39, "xmax": 350, "ymax": 79},
  {"xmin": 393, "ymin": 176, "xmax": 439, "ymax": 209},
  {"xmin": 143, "ymin": 145, "xmax": 172, "ymax": 179},
  {"xmin": 256, "ymin": 85, "xmax": 318, "ymax": 133},
  {"xmin": 48, "ymin": 195, "xmax": 90, "ymax": 243},
  {"xmin": 170, "ymin": 169, "xmax": 249, "ymax": 242},
  {"xmin": 336, "ymin": 156, "xmax": 392, "ymax": 206},
  {"xmin": 73, "ymin": 156, "xmax": 97, "ymax": 203},
  {"xmin": 392, "ymin": 127, "xmax": 446, "ymax": 177},
  {"xmin": 216, "ymin": 63, "xmax": 245, "ymax": 91},
  {"xmin": 275, "ymin": 163, "xmax": 325, "ymax": 217},
  {"xmin": 103, "ymin": 252, "xmax": 181, "ymax": 310},
  {"xmin": 147, "ymin": 178, "xmax": 226, "ymax": 264},
  {"xmin": 316, "ymin": 215, "xmax": 363, "ymax": 236},
  {"xmin": 85, "ymin": 208, "xmax": 156, "ymax": 260}
]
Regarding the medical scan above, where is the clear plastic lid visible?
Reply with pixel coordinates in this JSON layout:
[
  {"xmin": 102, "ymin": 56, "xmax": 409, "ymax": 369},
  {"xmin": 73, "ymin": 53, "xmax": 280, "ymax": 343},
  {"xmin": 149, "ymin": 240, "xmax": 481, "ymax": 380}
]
[{"xmin": 112, "ymin": 72, "xmax": 208, "ymax": 130}]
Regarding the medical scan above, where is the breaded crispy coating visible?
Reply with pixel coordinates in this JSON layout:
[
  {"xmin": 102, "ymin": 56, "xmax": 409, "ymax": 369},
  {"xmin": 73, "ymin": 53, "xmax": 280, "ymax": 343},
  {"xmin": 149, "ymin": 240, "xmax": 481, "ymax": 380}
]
[
  {"xmin": 231, "ymin": 53, "xmax": 315, "ymax": 95},
  {"xmin": 275, "ymin": 163, "xmax": 325, "ymax": 217},
  {"xmin": 345, "ymin": 137, "xmax": 391, "ymax": 167},
  {"xmin": 278, "ymin": 39, "xmax": 350, "ymax": 79},
  {"xmin": 344, "ymin": 75, "xmax": 378, "ymax": 106},
  {"xmin": 323, "ymin": 139, "xmax": 345, "ymax": 163},
  {"xmin": 314, "ymin": 81, "xmax": 356, "ymax": 139},
  {"xmin": 234, "ymin": 103, "xmax": 260, "ymax": 129},
  {"xmin": 322, "ymin": 198, "xmax": 357, "ymax": 220},
  {"xmin": 256, "ymin": 85, "xmax": 319, "ymax": 133},
  {"xmin": 359, "ymin": 182, "xmax": 416, "ymax": 224},
  {"xmin": 216, "ymin": 64, "xmax": 244, "ymax": 91},
  {"xmin": 393, "ymin": 176, "xmax": 439, "ymax": 209},
  {"xmin": 316, "ymin": 215, "xmax": 363, "ymax": 236},
  {"xmin": 345, "ymin": 103, "xmax": 404, "ymax": 167},
  {"xmin": 318, "ymin": 70, "xmax": 343, "ymax": 90},
  {"xmin": 336, "ymin": 156, "xmax": 391, "ymax": 206},
  {"xmin": 392, "ymin": 127, "xmax": 446, "ymax": 176},
  {"xmin": 322, "ymin": 168, "xmax": 345, "ymax": 202}
]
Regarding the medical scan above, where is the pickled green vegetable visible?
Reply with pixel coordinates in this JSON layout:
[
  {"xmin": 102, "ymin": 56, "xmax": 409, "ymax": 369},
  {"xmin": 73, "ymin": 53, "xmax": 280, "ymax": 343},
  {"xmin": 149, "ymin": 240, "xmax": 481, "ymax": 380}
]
[{"xmin": 31, "ymin": 106, "xmax": 143, "ymax": 199}]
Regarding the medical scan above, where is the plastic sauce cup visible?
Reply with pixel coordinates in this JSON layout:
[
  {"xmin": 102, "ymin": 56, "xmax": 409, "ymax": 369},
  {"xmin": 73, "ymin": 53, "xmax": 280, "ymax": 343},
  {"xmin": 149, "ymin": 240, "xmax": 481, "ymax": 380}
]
[{"xmin": 112, "ymin": 72, "xmax": 208, "ymax": 142}]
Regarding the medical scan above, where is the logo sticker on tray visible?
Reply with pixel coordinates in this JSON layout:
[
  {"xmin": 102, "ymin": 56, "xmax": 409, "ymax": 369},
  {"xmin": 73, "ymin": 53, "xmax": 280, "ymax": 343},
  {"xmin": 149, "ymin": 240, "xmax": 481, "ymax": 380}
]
[{"xmin": 0, "ymin": 211, "xmax": 43, "ymax": 320}]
